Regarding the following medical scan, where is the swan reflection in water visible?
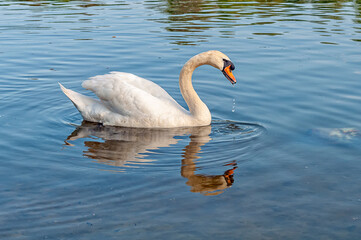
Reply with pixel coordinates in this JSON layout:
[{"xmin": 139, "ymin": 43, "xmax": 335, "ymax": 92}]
[{"xmin": 65, "ymin": 121, "xmax": 237, "ymax": 195}]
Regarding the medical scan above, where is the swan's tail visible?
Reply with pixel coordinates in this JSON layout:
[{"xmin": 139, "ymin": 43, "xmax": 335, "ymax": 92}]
[{"xmin": 59, "ymin": 83, "xmax": 103, "ymax": 121}]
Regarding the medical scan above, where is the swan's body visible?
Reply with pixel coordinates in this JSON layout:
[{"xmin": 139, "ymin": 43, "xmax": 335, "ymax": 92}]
[{"xmin": 60, "ymin": 50, "xmax": 236, "ymax": 128}]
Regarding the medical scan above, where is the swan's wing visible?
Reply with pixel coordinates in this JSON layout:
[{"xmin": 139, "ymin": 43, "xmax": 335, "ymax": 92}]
[
  {"xmin": 82, "ymin": 72, "xmax": 185, "ymax": 117},
  {"xmin": 107, "ymin": 72, "xmax": 175, "ymax": 100}
]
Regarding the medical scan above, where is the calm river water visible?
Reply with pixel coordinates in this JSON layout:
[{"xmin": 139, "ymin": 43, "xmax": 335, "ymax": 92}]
[{"xmin": 1, "ymin": 0, "xmax": 361, "ymax": 239}]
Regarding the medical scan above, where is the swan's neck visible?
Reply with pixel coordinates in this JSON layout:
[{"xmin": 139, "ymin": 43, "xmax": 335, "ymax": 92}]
[{"xmin": 179, "ymin": 53, "xmax": 215, "ymax": 125}]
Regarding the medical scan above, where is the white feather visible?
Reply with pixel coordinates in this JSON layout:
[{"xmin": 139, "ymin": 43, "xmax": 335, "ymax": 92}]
[{"xmin": 60, "ymin": 72, "xmax": 190, "ymax": 127}]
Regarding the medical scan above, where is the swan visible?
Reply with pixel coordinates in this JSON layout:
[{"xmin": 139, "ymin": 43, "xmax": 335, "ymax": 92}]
[{"xmin": 59, "ymin": 50, "xmax": 236, "ymax": 128}]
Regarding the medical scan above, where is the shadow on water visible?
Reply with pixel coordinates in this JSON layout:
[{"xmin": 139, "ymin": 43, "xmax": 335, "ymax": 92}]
[
  {"xmin": 65, "ymin": 120, "xmax": 265, "ymax": 195},
  {"xmin": 145, "ymin": 0, "xmax": 361, "ymax": 45}
]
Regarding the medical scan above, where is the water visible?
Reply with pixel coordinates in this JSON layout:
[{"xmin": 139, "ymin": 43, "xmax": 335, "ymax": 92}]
[{"xmin": 1, "ymin": 0, "xmax": 361, "ymax": 239}]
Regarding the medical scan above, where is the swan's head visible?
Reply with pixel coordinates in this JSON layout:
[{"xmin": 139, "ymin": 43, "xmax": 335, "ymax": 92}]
[
  {"xmin": 222, "ymin": 58, "xmax": 236, "ymax": 85},
  {"xmin": 205, "ymin": 50, "xmax": 236, "ymax": 85}
]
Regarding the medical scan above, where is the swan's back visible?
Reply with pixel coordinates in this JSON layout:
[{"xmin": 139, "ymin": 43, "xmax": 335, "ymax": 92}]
[
  {"xmin": 83, "ymin": 72, "xmax": 185, "ymax": 116},
  {"xmin": 83, "ymin": 72, "xmax": 174, "ymax": 102}
]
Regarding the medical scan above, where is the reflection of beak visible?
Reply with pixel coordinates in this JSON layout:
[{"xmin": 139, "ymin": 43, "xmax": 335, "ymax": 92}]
[
  {"xmin": 222, "ymin": 65, "xmax": 236, "ymax": 85},
  {"xmin": 223, "ymin": 165, "xmax": 237, "ymax": 186}
]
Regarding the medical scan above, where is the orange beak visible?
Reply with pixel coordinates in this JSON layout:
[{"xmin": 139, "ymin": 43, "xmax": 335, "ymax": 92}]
[{"xmin": 222, "ymin": 65, "xmax": 236, "ymax": 84}]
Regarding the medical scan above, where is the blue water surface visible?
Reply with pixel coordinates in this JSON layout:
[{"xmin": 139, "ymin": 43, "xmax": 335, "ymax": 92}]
[{"xmin": 0, "ymin": 1, "xmax": 361, "ymax": 239}]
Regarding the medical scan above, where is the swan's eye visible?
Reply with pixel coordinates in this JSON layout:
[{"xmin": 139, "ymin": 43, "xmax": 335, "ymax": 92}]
[
  {"xmin": 230, "ymin": 63, "xmax": 235, "ymax": 71},
  {"xmin": 223, "ymin": 59, "xmax": 235, "ymax": 71}
]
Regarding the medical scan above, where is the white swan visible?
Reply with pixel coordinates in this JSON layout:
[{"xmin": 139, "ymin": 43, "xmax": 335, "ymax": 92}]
[{"xmin": 59, "ymin": 50, "xmax": 236, "ymax": 128}]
